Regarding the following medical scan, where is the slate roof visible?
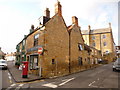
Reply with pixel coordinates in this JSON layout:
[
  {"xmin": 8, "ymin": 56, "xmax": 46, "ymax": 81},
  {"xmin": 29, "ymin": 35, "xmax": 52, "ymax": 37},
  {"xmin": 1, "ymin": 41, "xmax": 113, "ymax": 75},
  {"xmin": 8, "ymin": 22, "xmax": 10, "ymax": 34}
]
[{"xmin": 81, "ymin": 28, "xmax": 111, "ymax": 35}]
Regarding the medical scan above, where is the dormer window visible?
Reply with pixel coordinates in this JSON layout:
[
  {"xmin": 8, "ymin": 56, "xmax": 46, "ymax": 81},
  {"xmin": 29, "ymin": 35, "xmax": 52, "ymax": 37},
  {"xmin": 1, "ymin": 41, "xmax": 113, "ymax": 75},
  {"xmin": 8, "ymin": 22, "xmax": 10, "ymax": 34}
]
[{"xmin": 78, "ymin": 44, "xmax": 83, "ymax": 51}]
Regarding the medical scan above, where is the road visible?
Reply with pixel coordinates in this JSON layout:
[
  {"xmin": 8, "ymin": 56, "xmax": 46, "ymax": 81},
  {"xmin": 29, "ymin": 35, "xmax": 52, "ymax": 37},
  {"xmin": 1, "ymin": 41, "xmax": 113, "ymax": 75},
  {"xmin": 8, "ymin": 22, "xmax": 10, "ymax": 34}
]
[
  {"xmin": 3, "ymin": 62, "xmax": 120, "ymax": 89},
  {"xmin": 0, "ymin": 69, "xmax": 14, "ymax": 89}
]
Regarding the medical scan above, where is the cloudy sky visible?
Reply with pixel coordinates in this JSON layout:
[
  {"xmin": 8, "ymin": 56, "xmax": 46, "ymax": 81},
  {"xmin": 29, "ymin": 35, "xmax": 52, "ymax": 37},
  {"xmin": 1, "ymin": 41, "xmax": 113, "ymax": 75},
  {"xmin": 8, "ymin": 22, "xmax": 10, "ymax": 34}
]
[{"xmin": 0, "ymin": 0, "xmax": 119, "ymax": 53}]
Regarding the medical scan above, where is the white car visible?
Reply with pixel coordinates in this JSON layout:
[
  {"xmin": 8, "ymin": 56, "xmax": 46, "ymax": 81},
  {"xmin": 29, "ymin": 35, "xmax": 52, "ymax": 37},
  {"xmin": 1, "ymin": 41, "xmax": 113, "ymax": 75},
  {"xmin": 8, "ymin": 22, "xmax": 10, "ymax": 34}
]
[
  {"xmin": 113, "ymin": 58, "xmax": 120, "ymax": 71},
  {"xmin": 0, "ymin": 59, "xmax": 7, "ymax": 70}
]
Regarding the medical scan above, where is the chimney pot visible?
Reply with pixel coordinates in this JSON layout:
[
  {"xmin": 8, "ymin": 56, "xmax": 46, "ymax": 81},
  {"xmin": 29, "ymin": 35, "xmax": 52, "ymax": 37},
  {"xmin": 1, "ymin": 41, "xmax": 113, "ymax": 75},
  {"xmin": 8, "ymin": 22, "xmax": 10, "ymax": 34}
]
[
  {"xmin": 44, "ymin": 8, "xmax": 50, "ymax": 18},
  {"xmin": 88, "ymin": 25, "xmax": 91, "ymax": 30},
  {"xmin": 55, "ymin": 0, "xmax": 62, "ymax": 16},
  {"xmin": 72, "ymin": 16, "xmax": 78, "ymax": 26},
  {"xmin": 109, "ymin": 22, "xmax": 111, "ymax": 28}
]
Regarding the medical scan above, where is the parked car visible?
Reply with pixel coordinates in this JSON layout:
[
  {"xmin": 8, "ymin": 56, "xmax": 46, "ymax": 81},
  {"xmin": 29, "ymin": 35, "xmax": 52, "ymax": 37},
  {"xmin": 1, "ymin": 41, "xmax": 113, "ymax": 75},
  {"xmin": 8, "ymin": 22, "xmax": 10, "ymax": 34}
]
[
  {"xmin": 0, "ymin": 59, "xmax": 7, "ymax": 70},
  {"xmin": 113, "ymin": 58, "xmax": 120, "ymax": 71}
]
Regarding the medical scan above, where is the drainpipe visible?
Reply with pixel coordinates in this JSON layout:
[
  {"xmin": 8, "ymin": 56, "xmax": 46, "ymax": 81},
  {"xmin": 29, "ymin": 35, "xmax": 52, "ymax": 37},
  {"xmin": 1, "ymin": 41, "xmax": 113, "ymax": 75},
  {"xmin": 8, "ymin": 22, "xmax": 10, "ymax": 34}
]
[{"xmin": 69, "ymin": 32, "xmax": 71, "ymax": 74}]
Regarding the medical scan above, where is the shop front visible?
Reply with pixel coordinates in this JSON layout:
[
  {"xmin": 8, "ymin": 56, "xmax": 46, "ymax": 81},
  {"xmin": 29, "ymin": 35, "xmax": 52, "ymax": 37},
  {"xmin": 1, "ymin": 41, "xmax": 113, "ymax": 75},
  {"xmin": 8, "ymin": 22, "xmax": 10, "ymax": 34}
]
[{"xmin": 27, "ymin": 45, "xmax": 43, "ymax": 76}]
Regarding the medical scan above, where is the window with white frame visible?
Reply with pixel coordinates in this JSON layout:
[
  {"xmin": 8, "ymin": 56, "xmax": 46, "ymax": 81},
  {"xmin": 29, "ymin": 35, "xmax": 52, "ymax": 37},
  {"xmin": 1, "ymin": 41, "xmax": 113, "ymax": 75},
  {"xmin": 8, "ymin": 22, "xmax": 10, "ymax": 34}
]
[
  {"xmin": 78, "ymin": 44, "xmax": 83, "ymax": 51},
  {"xmin": 34, "ymin": 34, "xmax": 39, "ymax": 46},
  {"xmin": 93, "ymin": 42, "xmax": 96, "ymax": 47},
  {"xmin": 103, "ymin": 42, "xmax": 107, "ymax": 46},
  {"xmin": 92, "ymin": 36, "xmax": 95, "ymax": 40}
]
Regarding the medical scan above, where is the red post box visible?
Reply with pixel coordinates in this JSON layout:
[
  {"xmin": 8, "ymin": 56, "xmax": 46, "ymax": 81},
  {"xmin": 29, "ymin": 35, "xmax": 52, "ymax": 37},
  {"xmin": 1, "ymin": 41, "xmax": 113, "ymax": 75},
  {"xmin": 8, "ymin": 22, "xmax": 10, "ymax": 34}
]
[{"xmin": 22, "ymin": 61, "xmax": 28, "ymax": 78}]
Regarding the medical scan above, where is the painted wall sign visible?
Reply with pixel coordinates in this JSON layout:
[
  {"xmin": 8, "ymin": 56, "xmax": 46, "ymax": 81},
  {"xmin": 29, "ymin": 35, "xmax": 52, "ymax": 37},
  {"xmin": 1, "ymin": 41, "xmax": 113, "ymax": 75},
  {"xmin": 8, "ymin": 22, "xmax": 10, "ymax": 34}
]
[{"xmin": 27, "ymin": 45, "xmax": 42, "ymax": 52}]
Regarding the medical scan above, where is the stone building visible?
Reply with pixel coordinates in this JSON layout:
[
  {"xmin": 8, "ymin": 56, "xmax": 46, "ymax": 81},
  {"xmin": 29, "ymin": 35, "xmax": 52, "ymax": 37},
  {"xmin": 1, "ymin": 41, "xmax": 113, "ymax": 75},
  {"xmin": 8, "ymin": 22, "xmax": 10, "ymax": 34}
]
[
  {"xmin": 5, "ymin": 52, "xmax": 16, "ymax": 61},
  {"xmin": 81, "ymin": 24, "xmax": 116, "ymax": 62},
  {"xmin": 16, "ymin": 1, "xmax": 102, "ymax": 78},
  {"xmin": 116, "ymin": 46, "xmax": 120, "ymax": 58},
  {"xmin": 0, "ymin": 47, "xmax": 5, "ymax": 59}
]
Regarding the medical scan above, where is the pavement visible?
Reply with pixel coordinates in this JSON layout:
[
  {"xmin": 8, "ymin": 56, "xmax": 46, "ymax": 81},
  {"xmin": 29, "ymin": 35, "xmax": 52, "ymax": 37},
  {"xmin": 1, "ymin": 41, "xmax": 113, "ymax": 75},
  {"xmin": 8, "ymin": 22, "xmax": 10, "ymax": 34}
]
[
  {"xmin": 7, "ymin": 61, "xmax": 41, "ymax": 83},
  {"xmin": 7, "ymin": 61, "xmax": 102, "ymax": 83}
]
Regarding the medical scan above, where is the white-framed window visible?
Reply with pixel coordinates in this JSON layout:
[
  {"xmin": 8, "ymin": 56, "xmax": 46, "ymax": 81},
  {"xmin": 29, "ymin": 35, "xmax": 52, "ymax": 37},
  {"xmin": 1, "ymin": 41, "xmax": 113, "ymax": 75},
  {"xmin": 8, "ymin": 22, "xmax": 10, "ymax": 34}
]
[
  {"xmin": 78, "ymin": 44, "xmax": 83, "ymax": 51},
  {"xmin": 103, "ymin": 42, "xmax": 107, "ymax": 46},
  {"xmin": 93, "ymin": 42, "xmax": 96, "ymax": 47},
  {"xmin": 92, "ymin": 36, "xmax": 95, "ymax": 40},
  {"xmin": 34, "ymin": 34, "xmax": 39, "ymax": 46},
  {"xmin": 106, "ymin": 50, "xmax": 109, "ymax": 54}
]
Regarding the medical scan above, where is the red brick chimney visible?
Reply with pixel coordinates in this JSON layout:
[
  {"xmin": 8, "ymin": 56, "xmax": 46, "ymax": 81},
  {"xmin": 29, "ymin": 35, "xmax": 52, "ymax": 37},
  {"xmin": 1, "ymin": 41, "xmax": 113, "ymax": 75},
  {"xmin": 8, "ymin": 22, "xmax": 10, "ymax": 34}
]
[
  {"xmin": 55, "ymin": 0, "xmax": 62, "ymax": 16},
  {"xmin": 44, "ymin": 8, "xmax": 50, "ymax": 18},
  {"xmin": 72, "ymin": 16, "xmax": 78, "ymax": 26}
]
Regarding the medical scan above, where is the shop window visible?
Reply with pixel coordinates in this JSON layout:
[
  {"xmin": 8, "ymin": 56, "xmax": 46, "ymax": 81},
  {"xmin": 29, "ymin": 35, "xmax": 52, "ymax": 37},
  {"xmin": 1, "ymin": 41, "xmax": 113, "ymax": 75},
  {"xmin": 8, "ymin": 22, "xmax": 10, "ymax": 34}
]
[
  {"xmin": 34, "ymin": 34, "xmax": 39, "ymax": 46},
  {"xmin": 30, "ymin": 55, "xmax": 38, "ymax": 70},
  {"xmin": 78, "ymin": 57, "xmax": 83, "ymax": 65},
  {"xmin": 78, "ymin": 44, "xmax": 83, "ymax": 51},
  {"xmin": 52, "ymin": 59, "xmax": 55, "ymax": 64}
]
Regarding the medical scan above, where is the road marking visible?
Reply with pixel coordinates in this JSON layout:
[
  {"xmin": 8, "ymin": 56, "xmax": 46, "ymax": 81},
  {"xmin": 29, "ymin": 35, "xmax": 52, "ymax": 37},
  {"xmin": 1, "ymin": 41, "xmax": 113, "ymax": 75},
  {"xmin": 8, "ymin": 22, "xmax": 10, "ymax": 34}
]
[
  {"xmin": 8, "ymin": 73, "xmax": 10, "ymax": 75},
  {"xmin": 19, "ymin": 84, "xmax": 24, "ymax": 87},
  {"xmin": 88, "ymin": 81, "xmax": 96, "ymax": 87},
  {"xmin": 42, "ymin": 78, "xmax": 75, "ymax": 88},
  {"xmin": 42, "ymin": 83, "xmax": 58, "ymax": 88},
  {"xmin": 6, "ymin": 83, "xmax": 16, "ymax": 90},
  {"xmin": 97, "ymin": 78, "xmax": 99, "ymax": 80},
  {"xmin": 58, "ymin": 78, "xmax": 75, "ymax": 86},
  {"xmin": 15, "ymin": 84, "xmax": 24, "ymax": 90},
  {"xmin": 8, "ymin": 72, "xmax": 12, "ymax": 83},
  {"xmin": 10, "ymin": 83, "xmax": 16, "ymax": 87},
  {"xmin": 6, "ymin": 86, "xmax": 12, "ymax": 90}
]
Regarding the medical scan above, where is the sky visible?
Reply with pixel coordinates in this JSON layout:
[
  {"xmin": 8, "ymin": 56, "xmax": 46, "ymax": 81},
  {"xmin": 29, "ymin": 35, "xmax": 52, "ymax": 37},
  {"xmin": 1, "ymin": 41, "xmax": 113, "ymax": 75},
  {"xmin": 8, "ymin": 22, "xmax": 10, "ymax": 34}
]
[{"xmin": 0, "ymin": 0, "xmax": 119, "ymax": 53}]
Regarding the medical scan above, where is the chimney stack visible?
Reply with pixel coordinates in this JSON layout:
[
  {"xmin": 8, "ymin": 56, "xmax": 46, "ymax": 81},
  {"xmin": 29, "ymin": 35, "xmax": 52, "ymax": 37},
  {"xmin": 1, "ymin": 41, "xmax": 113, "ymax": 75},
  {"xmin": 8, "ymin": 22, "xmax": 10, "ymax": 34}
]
[
  {"xmin": 88, "ymin": 25, "xmax": 91, "ymax": 32},
  {"xmin": 72, "ymin": 16, "xmax": 78, "ymax": 26},
  {"xmin": 44, "ymin": 8, "xmax": 50, "ymax": 18},
  {"xmin": 109, "ymin": 22, "xmax": 111, "ymax": 28},
  {"xmin": 31, "ymin": 25, "xmax": 34, "ymax": 30},
  {"xmin": 55, "ymin": 0, "xmax": 62, "ymax": 16}
]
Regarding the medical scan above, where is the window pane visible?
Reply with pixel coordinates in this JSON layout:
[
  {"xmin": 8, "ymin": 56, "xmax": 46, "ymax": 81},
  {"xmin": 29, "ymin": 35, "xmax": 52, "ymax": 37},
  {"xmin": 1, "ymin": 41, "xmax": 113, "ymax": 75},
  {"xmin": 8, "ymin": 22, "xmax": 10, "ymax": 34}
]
[
  {"xmin": 93, "ymin": 43, "xmax": 95, "ymax": 47},
  {"xmin": 35, "ymin": 34, "xmax": 39, "ymax": 39},
  {"xmin": 92, "ymin": 36, "xmax": 95, "ymax": 40},
  {"xmin": 103, "ymin": 42, "xmax": 107, "ymax": 46},
  {"xmin": 78, "ymin": 44, "xmax": 83, "ymax": 51},
  {"xmin": 103, "ymin": 35, "xmax": 106, "ymax": 39}
]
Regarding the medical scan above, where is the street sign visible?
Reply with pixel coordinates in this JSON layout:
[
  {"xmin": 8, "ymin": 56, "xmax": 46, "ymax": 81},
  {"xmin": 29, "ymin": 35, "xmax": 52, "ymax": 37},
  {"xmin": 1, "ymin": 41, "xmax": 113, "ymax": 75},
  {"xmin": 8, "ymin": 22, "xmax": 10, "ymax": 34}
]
[{"xmin": 38, "ymin": 47, "xmax": 43, "ymax": 55}]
